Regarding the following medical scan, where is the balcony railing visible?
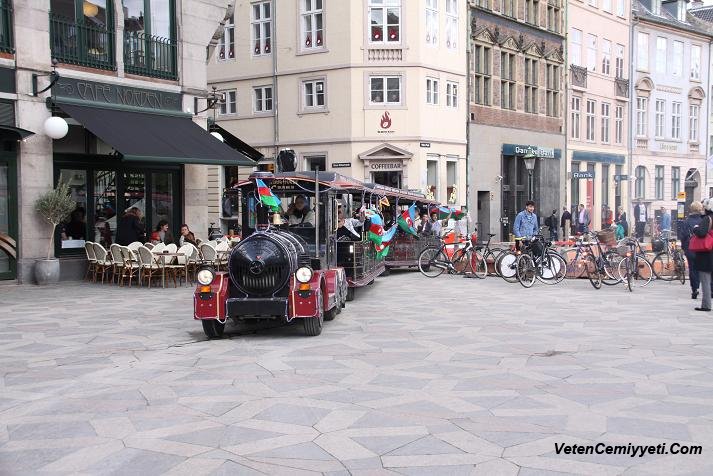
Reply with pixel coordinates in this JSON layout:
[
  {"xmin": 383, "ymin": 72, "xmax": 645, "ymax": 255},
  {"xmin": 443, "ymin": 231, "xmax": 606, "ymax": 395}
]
[
  {"xmin": 0, "ymin": 2, "xmax": 14, "ymax": 53},
  {"xmin": 50, "ymin": 14, "xmax": 115, "ymax": 70},
  {"xmin": 570, "ymin": 65, "xmax": 587, "ymax": 88},
  {"xmin": 615, "ymin": 77, "xmax": 629, "ymax": 98},
  {"xmin": 124, "ymin": 31, "xmax": 177, "ymax": 80},
  {"xmin": 367, "ymin": 48, "xmax": 403, "ymax": 61}
]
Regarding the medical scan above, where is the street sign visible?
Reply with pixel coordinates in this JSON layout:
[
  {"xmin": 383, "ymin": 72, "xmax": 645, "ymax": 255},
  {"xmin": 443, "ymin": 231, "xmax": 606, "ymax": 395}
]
[
  {"xmin": 419, "ymin": 142, "xmax": 431, "ymax": 148},
  {"xmin": 614, "ymin": 174, "xmax": 628, "ymax": 181},
  {"xmin": 677, "ymin": 191, "xmax": 686, "ymax": 200},
  {"xmin": 572, "ymin": 171, "xmax": 595, "ymax": 179},
  {"xmin": 332, "ymin": 162, "xmax": 351, "ymax": 168}
]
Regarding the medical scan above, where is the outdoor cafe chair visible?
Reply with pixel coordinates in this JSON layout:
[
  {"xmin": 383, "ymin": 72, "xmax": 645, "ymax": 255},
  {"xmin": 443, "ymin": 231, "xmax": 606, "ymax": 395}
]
[
  {"xmin": 137, "ymin": 245, "xmax": 162, "ymax": 288},
  {"xmin": 144, "ymin": 242, "xmax": 155, "ymax": 250},
  {"xmin": 109, "ymin": 244, "xmax": 124, "ymax": 284},
  {"xmin": 215, "ymin": 241, "xmax": 229, "ymax": 270},
  {"xmin": 84, "ymin": 241, "xmax": 97, "ymax": 281},
  {"xmin": 153, "ymin": 242, "xmax": 166, "ymax": 254},
  {"xmin": 165, "ymin": 243, "xmax": 178, "ymax": 255},
  {"xmin": 119, "ymin": 246, "xmax": 140, "ymax": 287},
  {"xmin": 185, "ymin": 243, "xmax": 200, "ymax": 283},
  {"xmin": 206, "ymin": 240, "xmax": 218, "ymax": 249},
  {"xmin": 92, "ymin": 242, "xmax": 113, "ymax": 284},
  {"xmin": 165, "ymin": 244, "xmax": 193, "ymax": 287},
  {"xmin": 127, "ymin": 241, "xmax": 143, "ymax": 252},
  {"xmin": 200, "ymin": 242, "xmax": 217, "ymax": 266}
]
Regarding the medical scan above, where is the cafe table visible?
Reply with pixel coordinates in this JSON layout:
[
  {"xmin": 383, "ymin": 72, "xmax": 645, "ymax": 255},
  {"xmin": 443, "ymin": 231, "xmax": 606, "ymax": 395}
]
[{"xmin": 153, "ymin": 251, "xmax": 185, "ymax": 288}]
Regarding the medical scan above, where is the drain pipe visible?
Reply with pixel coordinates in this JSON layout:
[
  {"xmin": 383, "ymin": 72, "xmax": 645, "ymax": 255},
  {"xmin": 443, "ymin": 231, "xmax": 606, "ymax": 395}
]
[
  {"xmin": 628, "ymin": 13, "xmax": 637, "ymax": 228},
  {"xmin": 272, "ymin": 5, "xmax": 279, "ymax": 160}
]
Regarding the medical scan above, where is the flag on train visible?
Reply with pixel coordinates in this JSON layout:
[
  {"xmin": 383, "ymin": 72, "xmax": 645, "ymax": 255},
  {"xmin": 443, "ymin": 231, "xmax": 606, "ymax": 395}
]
[
  {"xmin": 397, "ymin": 203, "xmax": 419, "ymax": 237},
  {"xmin": 430, "ymin": 205, "xmax": 466, "ymax": 220},
  {"xmin": 375, "ymin": 225, "xmax": 398, "ymax": 260},
  {"xmin": 255, "ymin": 178, "xmax": 281, "ymax": 211},
  {"xmin": 367, "ymin": 211, "xmax": 385, "ymax": 246}
]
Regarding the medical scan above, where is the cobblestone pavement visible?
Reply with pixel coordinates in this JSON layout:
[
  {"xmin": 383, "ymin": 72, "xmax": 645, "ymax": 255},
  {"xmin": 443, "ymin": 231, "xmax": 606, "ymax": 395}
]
[{"xmin": 1, "ymin": 273, "xmax": 713, "ymax": 475}]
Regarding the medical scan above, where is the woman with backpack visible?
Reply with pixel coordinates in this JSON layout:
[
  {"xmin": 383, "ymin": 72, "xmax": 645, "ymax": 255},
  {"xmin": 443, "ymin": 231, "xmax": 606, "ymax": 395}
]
[{"xmin": 691, "ymin": 199, "xmax": 713, "ymax": 311}]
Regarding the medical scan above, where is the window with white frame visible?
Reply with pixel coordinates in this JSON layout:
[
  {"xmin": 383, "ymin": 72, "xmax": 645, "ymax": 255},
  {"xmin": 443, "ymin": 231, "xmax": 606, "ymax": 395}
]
[
  {"xmin": 691, "ymin": 45, "xmax": 702, "ymax": 80},
  {"xmin": 446, "ymin": 82, "xmax": 458, "ymax": 108},
  {"xmin": 370, "ymin": 76, "xmax": 401, "ymax": 104},
  {"xmin": 672, "ymin": 41, "xmax": 683, "ymax": 77},
  {"xmin": 655, "ymin": 99, "xmax": 665, "ymax": 138},
  {"xmin": 571, "ymin": 96, "xmax": 581, "ymax": 139},
  {"xmin": 219, "ymin": 90, "xmax": 237, "ymax": 115},
  {"xmin": 636, "ymin": 97, "xmax": 648, "ymax": 136},
  {"xmin": 524, "ymin": 0, "xmax": 539, "ymax": 26},
  {"xmin": 635, "ymin": 166, "xmax": 646, "ymax": 199},
  {"xmin": 655, "ymin": 165, "xmax": 664, "ymax": 200},
  {"xmin": 671, "ymin": 166, "xmax": 680, "ymax": 199},
  {"xmin": 615, "ymin": 43, "xmax": 625, "ymax": 78},
  {"xmin": 602, "ymin": 39, "xmax": 611, "ymax": 75},
  {"xmin": 369, "ymin": 0, "xmax": 401, "ymax": 43},
  {"xmin": 617, "ymin": 0, "xmax": 625, "ymax": 16},
  {"xmin": 546, "ymin": 63, "xmax": 559, "ymax": 117},
  {"xmin": 501, "ymin": 0, "xmax": 515, "ymax": 17},
  {"xmin": 218, "ymin": 14, "xmax": 234, "ymax": 60},
  {"xmin": 603, "ymin": 0, "xmax": 611, "ymax": 12},
  {"xmin": 254, "ymin": 86, "xmax": 273, "ymax": 112},
  {"xmin": 586, "ymin": 99, "xmax": 596, "ymax": 141},
  {"xmin": 671, "ymin": 101, "xmax": 682, "ymax": 139},
  {"xmin": 637, "ymin": 32, "xmax": 649, "ymax": 71},
  {"xmin": 426, "ymin": 0, "xmax": 438, "ymax": 46},
  {"xmin": 587, "ymin": 34, "xmax": 597, "ymax": 72},
  {"xmin": 445, "ymin": 0, "xmax": 458, "ymax": 49},
  {"xmin": 301, "ymin": 0, "xmax": 324, "ymax": 50},
  {"xmin": 426, "ymin": 78, "xmax": 439, "ymax": 105},
  {"xmin": 524, "ymin": 57, "xmax": 538, "ymax": 114},
  {"xmin": 302, "ymin": 79, "xmax": 325, "ymax": 109},
  {"xmin": 570, "ymin": 28, "xmax": 582, "ymax": 66},
  {"xmin": 655, "ymin": 37, "xmax": 667, "ymax": 74},
  {"xmin": 500, "ymin": 52, "xmax": 516, "ymax": 110},
  {"xmin": 601, "ymin": 102, "xmax": 610, "ymax": 143},
  {"xmin": 689, "ymin": 104, "xmax": 700, "ymax": 142},
  {"xmin": 473, "ymin": 44, "xmax": 491, "ymax": 105},
  {"xmin": 615, "ymin": 104, "xmax": 624, "ymax": 144},
  {"xmin": 252, "ymin": 1, "xmax": 272, "ymax": 56}
]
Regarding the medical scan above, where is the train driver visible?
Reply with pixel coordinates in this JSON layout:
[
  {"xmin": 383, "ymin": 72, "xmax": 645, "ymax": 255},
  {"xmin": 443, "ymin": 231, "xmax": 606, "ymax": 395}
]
[{"xmin": 285, "ymin": 194, "xmax": 315, "ymax": 227}]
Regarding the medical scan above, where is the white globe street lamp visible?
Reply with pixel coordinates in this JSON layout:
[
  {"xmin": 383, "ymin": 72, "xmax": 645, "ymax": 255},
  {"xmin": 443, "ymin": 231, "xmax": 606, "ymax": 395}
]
[
  {"xmin": 210, "ymin": 131, "xmax": 224, "ymax": 142},
  {"xmin": 43, "ymin": 116, "xmax": 68, "ymax": 140}
]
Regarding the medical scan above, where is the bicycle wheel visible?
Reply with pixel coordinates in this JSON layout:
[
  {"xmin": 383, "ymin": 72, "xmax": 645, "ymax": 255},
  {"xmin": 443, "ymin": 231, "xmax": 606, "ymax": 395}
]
[
  {"xmin": 497, "ymin": 251, "xmax": 519, "ymax": 283},
  {"xmin": 470, "ymin": 250, "xmax": 487, "ymax": 279},
  {"xmin": 452, "ymin": 248, "xmax": 472, "ymax": 275},
  {"xmin": 633, "ymin": 254, "xmax": 654, "ymax": 287},
  {"xmin": 602, "ymin": 251, "xmax": 622, "ymax": 285},
  {"xmin": 652, "ymin": 252, "xmax": 674, "ymax": 281},
  {"xmin": 418, "ymin": 247, "xmax": 447, "ymax": 278},
  {"xmin": 562, "ymin": 248, "xmax": 586, "ymax": 279},
  {"xmin": 516, "ymin": 254, "xmax": 536, "ymax": 288},
  {"xmin": 586, "ymin": 255, "xmax": 602, "ymax": 289},
  {"xmin": 538, "ymin": 251, "xmax": 567, "ymax": 284},
  {"xmin": 618, "ymin": 257, "xmax": 633, "ymax": 292},
  {"xmin": 490, "ymin": 249, "xmax": 505, "ymax": 276}
]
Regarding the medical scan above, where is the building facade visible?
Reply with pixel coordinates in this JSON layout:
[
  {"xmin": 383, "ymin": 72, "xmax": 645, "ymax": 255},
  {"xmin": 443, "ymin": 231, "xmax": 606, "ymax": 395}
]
[
  {"xmin": 631, "ymin": 0, "xmax": 711, "ymax": 232},
  {"xmin": 2, "ymin": 0, "xmax": 244, "ymax": 283},
  {"xmin": 567, "ymin": 0, "xmax": 632, "ymax": 232},
  {"xmin": 468, "ymin": 0, "xmax": 566, "ymax": 241},
  {"xmin": 208, "ymin": 0, "xmax": 468, "ymax": 231}
]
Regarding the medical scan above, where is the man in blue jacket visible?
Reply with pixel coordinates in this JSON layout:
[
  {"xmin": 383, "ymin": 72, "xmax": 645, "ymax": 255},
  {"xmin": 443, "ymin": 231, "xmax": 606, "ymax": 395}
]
[{"xmin": 514, "ymin": 200, "xmax": 539, "ymax": 253}]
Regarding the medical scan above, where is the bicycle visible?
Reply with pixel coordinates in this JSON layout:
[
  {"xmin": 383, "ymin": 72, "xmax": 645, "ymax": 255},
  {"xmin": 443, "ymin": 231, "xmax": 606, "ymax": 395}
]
[
  {"xmin": 617, "ymin": 238, "xmax": 654, "ymax": 292},
  {"xmin": 470, "ymin": 232, "xmax": 504, "ymax": 278},
  {"xmin": 563, "ymin": 232, "xmax": 623, "ymax": 287},
  {"xmin": 651, "ymin": 234, "xmax": 686, "ymax": 284},
  {"xmin": 418, "ymin": 234, "xmax": 483, "ymax": 278},
  {"xmin": 514, "ymin": 235, "xmax": 567, "ymax": 288}
]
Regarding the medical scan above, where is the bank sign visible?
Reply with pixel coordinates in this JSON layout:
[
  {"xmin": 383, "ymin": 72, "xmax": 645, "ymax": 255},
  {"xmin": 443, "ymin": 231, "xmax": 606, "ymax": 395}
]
[
  {"xmin": 502, "ymin": 144, "xmax": 561, "ymax": 159},
  {"xmin": 53, "ymin": 77, "xmax": 182, "ymax": 112}
]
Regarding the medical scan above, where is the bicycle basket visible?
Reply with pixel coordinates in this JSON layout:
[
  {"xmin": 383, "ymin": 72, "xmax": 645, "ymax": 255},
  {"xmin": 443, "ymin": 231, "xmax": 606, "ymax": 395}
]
[
  {"xmin": 595, "ymin": 229, "xmax": 617, "ymax": 247},
  {"xmin": 615, "ymin": 245, "xmax": 630, "ymax": 257},
  {"xmin": 651, "ymin": 239, "xmax": 665, "ymax": 253}
]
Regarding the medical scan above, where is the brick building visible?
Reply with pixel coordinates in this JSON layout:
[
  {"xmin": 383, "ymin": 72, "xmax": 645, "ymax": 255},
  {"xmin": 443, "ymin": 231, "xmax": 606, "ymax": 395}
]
[{"xmin": 468, "ymin": 0, "xmax": 566, "ymax": 241}]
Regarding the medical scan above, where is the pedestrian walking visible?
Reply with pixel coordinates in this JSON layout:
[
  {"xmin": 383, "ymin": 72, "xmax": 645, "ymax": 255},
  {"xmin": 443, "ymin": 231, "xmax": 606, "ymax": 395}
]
[
  {"xmin": 678, "ymin": 201, "xmax": 704, "ymax": 300},
  {"xmin": 615, "ymin": 206, "xmax": 629, "ymax": 237},
  {"xmin": 560, "ymin": 206, "xmax": 571, "ymax": 240},
  {"xmin": 634, "ymin": 202, "xmax": 647, "ymax": 241},
  {"xmin": 545, "ymin": 209, "xmax": 558, "ymax": 241},
  {"xmin": 576, "ymin": 204, "xmax": 590, "ymax": 235},
  {"xmin": 660, "ymin": 207, "xmax": 672, "ymax": 239},
  {"xmin": 691, "ymin": 199, "xmax": 713, "ymax": 312}
]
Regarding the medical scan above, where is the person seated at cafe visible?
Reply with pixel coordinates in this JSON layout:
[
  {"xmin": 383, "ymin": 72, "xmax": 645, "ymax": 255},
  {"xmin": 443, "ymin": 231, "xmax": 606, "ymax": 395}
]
[
  {"xmin": 178, "ymin": 224, "xmax": 198, "ymax": 246},
  {"xmin": 337, "ymin": 205, "xmax": 363, "ymax": 241},
  {"xmin": 154, "ymin": 220, "xmax": 175, "ymax": 245},
  {"xmin": 284, "ymin": 195, "xmax": 315, "ymax": 227},
  {"xmin": 61, "ymin": 207, "xmax": 87, "ymax": 241},
  {"xmin": 116, "ymin": 207, "xmax": 146, "ymax": 245}
]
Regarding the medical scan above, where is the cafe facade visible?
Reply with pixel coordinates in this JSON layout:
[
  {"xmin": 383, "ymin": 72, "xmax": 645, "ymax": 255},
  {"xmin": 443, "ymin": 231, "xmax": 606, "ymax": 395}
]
[{"xmin": 4, "ymin": 0, "xmax": 252, "ymax": 283}]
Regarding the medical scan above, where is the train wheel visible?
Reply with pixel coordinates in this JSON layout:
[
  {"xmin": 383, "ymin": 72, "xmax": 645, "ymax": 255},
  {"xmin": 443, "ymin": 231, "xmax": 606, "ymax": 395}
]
[
  {"xmin": 202, "ymin": 320, "xmax": 225, "ymax": 339},
  {"xmin": 304, "ymin": 294, "xmax": 324, "ymax": 336},
  {"xmin": 345, "ymin": 286, "xmax": 355, "ymax": 302}
]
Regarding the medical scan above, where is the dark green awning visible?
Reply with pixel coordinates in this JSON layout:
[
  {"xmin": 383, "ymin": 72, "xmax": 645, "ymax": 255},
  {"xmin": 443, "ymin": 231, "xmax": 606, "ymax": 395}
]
[
  {"xmin": 58, "ymin": 102, "xmax": 256, "ymax": 166},
  {"xmin": 0, "ymin": 125, "xmax": 35, "ymax": 140}
]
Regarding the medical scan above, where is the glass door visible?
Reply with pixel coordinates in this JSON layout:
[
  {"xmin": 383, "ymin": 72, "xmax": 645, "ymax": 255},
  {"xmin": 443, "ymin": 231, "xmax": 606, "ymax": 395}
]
[
  {"xmin": 0, "ymin": 150, "xmax": 17, "ymax": 280},
  {"xmin": 150, "ymin": 171, "xmax": 179, "ymax": 240}
]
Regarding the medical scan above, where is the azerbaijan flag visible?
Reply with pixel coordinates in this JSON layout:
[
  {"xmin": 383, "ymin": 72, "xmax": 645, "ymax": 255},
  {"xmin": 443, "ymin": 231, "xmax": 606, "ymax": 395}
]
[{"xmin": 256, "ymin": 178, "xmax": 281, "ymax": 211}]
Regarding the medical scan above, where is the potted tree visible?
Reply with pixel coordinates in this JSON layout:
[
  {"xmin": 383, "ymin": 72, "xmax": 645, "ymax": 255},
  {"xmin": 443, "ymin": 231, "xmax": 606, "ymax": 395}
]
[{"xmin": 34, "ymin": 182, "xmax": 76, "ymax": 285}]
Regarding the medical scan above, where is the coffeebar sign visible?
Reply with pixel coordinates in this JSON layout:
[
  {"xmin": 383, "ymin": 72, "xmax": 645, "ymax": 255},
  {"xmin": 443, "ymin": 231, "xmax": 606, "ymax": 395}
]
[
  {"xmin": 53, "ymin": 77, "xmax": 182, "ymax": 112},
  {"xmin": 370, "ymin": 163, "xmax": 402, "ymax": 170}
]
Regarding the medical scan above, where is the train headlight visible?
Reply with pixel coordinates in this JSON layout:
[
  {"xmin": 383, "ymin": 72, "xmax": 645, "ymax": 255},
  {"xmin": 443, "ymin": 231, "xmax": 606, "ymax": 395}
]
[
  {"xmin": 295, "ymin": 266, "xmax": 313, "ymax": 283},
  {"xmin": 197, "ymin": 266, "xmax": 216, "ymax": 286},
  {"xmin": 349, "ymin": 245, "xmax": 354, "ymax": 254}
]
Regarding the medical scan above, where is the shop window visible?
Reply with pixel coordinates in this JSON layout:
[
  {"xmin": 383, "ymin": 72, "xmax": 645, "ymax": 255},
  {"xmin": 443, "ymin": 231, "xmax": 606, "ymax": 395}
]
[
  {"xmin": 93, "ymin": 170, "xmax": 116, "ymax": 247},
  {"xmin": 426, "ymin": 159, "xmax": 438, "ymax": 199},
  {"xmin": 446, "ymin": 161, "xmax": 457, "ymax": 204},
  {"xmin": 58, "ymin": 169, "xmax": 88, "ymax": 250}
]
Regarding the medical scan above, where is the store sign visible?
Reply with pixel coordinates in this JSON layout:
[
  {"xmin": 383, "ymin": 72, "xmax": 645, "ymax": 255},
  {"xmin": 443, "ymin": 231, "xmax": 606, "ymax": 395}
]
[
  {"xmin": 614, "ymin": 174, "xmax": 628, "ymax": 181},
  {"xmin": 370, "ymin": 162, "xmax": 402, "ymax": 170},
  {"xmin": 502, "ymin": 143, "xmax": 560, "ymax": 159},
  {"xmin": 677, "ymin": 191, "xmax": 686, "ymax": 200},
  {"xmin": 377, "ymin": 111, "xmax": 394, "ymax": 134},
  {"xmin": 332, "ymin": 162, "xmax": 351, "ymax": 168},
  {"xmin": 53, "ymin": 77, "xmax": 182, "ymax": 112},
  {"xmin": 420, "ymin": 142, "xmax": 431, "ymax": 148},
  {"xmin": 573, "ymin": 171, "xmax": 595, "ymax": 179}
]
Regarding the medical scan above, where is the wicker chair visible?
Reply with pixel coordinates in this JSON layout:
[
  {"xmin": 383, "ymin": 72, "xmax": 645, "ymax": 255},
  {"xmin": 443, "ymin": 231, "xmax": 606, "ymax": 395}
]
[
  {"xmin": 84, "ymin": 241, "xmax": 97, "ymax": 281},
  {"xmin": 215, "ymin": 241, "xmax": 229, "ymax": 270},
  {"xmin": 138, "ymin": 245, "xmax": 162, "ymax": 288},
  {"xmin": 109, "ymin": 244, "xmax": 124, "ymax": 284},
  {"xmin": 166, "ymin": 244, "xmax": 193, "ymax": 286},
  {"xmin": 119, "ymin": 246, "xmax": 140, "ymax": 287},
  {"xmin": 144, "ymin": 242, "xmax": 155, "ymax": 250},
  {"xmin": 200, "ymin": 243, "xmax": 217, "ymax": 266},
  {"xmin": 153, "ymin": 242, "xmax": 166, "ymax": 253},
  {"xmin": 127, "ymin": 241, "xmax": 143, "ymax": 252},
  {"xmin": 92, "ymin": 242, "xmax": 112, "ymax": 284}
]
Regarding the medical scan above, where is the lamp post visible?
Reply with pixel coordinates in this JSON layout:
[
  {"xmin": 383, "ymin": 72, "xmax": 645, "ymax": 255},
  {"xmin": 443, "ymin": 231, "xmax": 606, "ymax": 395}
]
[{"xmin": 523, "ymin": 152, "xmax": 536, "ymax": 201}]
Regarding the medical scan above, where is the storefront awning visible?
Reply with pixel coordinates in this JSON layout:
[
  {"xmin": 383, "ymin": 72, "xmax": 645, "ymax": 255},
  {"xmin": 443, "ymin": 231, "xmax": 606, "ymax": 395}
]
[
  {"xmin": 0, "ymin": 125, "xmax": 35, "ymax": 140},
  {"xmin": 57, "ymin": 103, "xmax": 256, "ymax": 166},
  {"xmin": 210, "ymin": 124, "xmax": 264, "ymax": 162}
]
